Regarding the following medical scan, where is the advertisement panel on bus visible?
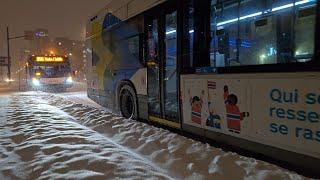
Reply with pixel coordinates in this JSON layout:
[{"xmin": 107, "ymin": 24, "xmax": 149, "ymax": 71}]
[{"xmin": 181, "ymin": 73, "xmax": 320, "ymax": 159}]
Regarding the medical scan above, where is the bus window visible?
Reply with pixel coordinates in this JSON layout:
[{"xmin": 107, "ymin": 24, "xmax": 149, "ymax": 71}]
[
  {"xmin": 211, "ymin": 1, "xmax": 239, "ymax": 67},
  {"xmin": 294, "ymin": 5, "xmax": 316, "ymax": 62},
  {"xmin": 146, "ymin": 18, "xmax": 161, "ymax": 116},
  {"xmin": 188, "ymin": 0, "xmax": 195, "ymax": 68},
  {"xmin": 239, "ymin": 0, "xmax": 276, "ymax": 65},
  {"xmin": 164, "ymin": 10, "xmax": 178, "ymax": 120},
  {"xmin": 209, "ymin": 0, "xmax": 316, "ymax": 67},
  {"xmin": 146, "ymin": 20, "xmax": 159, "ymax": 62},
  {"xmin": 127, "ymin": 35, "xmax": 140, "ymax": 60},
  {"xmin": 180, "ymin": 0, "xmax": 195, "ymax": 72}
]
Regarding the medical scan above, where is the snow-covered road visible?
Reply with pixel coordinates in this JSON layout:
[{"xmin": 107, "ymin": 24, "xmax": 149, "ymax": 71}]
[{"xmin": 0, "ymin": 91, "xmax": 307, "ymax": 179}]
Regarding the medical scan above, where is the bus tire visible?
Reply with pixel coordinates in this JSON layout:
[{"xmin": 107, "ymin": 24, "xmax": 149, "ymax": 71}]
[{"xmin": 119, "ymin": 84, "xmax": 138, "ymax": 120}]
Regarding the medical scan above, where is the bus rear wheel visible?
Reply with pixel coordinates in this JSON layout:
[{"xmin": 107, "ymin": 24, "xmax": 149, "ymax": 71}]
[{"xmin": 119, "ymin": 85, "xmax": 137, "ymax": 119}]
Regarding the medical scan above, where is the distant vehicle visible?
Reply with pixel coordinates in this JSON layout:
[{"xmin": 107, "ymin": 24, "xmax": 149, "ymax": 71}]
[
  {"xmin": 86, "ymin": 0, "xmax": 320, "ymax": 174},
  {"xmin": 26, "ymin": 55, "xmax": 73, "ymax": 91}
]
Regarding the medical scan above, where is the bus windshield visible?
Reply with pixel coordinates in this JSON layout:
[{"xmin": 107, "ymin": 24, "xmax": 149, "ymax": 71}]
[{"xmin": 32, "ymin": 64, "xmax": 71, "ymax": 78}]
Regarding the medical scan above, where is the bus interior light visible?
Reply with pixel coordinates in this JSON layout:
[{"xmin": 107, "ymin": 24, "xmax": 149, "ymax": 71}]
[
  {"xmin": 217, "ymin": 18, "xmax": 238, "ymax": 26},
  {"xmin": 272, "ymin": 3, "xmax": 294, "ymax": 12},
  {"xmin": 166, "ymin": 30, "xmax": 176, "ymax": 35},
  {"xmin": 295, "ymin": 0, "xmax": 312, "ymax": 6},
  {"xmin": 239, "ymin": 12, "xmax": 263, "ymax": 20},
  {"xmin": 216, "ymin": 0, "xmax": 313, "ymax": 27}
]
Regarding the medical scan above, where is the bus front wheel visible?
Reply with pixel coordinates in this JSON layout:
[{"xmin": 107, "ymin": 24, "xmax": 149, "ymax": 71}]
[{"xmin": 119, "ymin": 85, "xmax": 137, "ymax": 119}]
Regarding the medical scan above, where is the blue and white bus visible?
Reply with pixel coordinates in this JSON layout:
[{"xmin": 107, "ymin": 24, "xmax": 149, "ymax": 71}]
[{"xmin": 86, "ymin": 0, "xmax": 320, "ymax": 174}]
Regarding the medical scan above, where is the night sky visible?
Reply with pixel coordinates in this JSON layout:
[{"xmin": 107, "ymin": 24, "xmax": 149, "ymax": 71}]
[{"xmin": 0, "ymin": 0, "xmax": 110, "ymax": 55}]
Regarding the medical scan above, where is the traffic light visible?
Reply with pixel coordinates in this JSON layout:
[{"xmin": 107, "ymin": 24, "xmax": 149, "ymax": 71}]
[{"xmin": 24, "ymin": 31, "xmax": 34, "ymax": 40}]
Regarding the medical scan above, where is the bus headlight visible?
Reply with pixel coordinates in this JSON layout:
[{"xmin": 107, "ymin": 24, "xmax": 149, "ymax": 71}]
[
  {"xmin": 5, "ymin": 78, "xmax": 14, "ymax": 82},
  {"xmin": 66, "ymin": 76, "xmax": 73, "ymax": 84},
  {"xmin": 32, "ymin": 78, "xmax": 40, "ymax": 86}
]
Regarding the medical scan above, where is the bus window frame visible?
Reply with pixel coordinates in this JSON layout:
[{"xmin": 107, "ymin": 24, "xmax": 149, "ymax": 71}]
[
  {"xmin": 315, "ymin": 0, "xmax": 320, "ymax": 65},
  {"xmin": 144, "ymin": 0, "xmax": 181, "ymax": 122},
  {"xmin": 182, "ymin": 0, "xmax": 320, "ymax": 75}
]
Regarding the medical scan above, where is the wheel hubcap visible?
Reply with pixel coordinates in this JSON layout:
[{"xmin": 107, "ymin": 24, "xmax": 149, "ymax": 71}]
[{"xmin": 121, "ymin": 90, "xmax": 134, "ymax": 118}]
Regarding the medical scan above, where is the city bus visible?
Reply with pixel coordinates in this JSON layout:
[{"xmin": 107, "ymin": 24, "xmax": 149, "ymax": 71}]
[
  {"xmin": 86, "ymin": 0, "xmax": 320, "ymax": 174},
  {"xmin": 26, "ymin": 55, "xmax": 73, "ymax": 91}
]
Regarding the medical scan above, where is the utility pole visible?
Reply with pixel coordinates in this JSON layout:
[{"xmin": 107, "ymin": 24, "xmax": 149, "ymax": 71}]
[
  {"xmin": 7, "ymin": 26, "xmax": 11, "ymax": 81},
  {"xmin": 0, "ymin": 58, "xmax": 2, "ymax": 82},
  {"xmin": 2, "ymin": 26, "xmax": 34, "ymax": 83},
  {"xmin": 0, "ymin": 26, "xmax": 2, "ymax": 82},
  {"xmin": 5, "ymin": 27, "xmax": 33, "ymax": 82},
  {"xmin": 0, "ymin": 64, "xmax": 2, "ymax": 82}
]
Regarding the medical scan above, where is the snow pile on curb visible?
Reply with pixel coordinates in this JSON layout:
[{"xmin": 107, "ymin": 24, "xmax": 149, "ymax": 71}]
[
  {"xmin": 43, "ymin": 92, "xmax": 305, "ymax": 179},
  {"xmin": 0, "ymin": 82, "xmax": 19, "ymax": 93},
  {"xmin": 0, "ymin": 92, "xmax": 172, "ymax": 179},
  {"xmin": 0, "ymin": 91, "xmax": 308, "ymax": 179}
]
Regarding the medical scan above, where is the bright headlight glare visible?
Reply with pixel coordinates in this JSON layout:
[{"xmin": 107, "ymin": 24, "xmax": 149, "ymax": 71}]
[
  {"xmin": 32, "ymin": 78, "xmax": 40, "ymax": 86},
  {"xmin": 5, "ymin": 78, "xmax": 14, "ymax": 82},
  {"xmin": 66, "ymin": 76, "xmax": 73, "ymax": 83}
]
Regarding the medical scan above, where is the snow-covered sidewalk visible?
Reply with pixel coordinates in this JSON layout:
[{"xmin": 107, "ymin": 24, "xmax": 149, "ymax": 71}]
[
  {"xmin": 0, "ymin": 92, "xmax": 306, "ymax": 179},
  {"xmin": 0, "ymin": 83, "xmax": 19, "ymax": 94}
]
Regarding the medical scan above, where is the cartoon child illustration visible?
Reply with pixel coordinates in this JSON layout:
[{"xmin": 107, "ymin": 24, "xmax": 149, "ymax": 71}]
[
  {"xmin": 206, "ymin": 101, "xmax": 221, "ymax": 129},
  {"xmin": 206, "ymin": 81, "xmax": 221, "ymax": 129},
  {"xmin": 223, "ymin": 85, "xmax": 249, "ymax": 134},
  {"xmin": 223, "ymin": 85, "xmax": 229, "ymax": 103},
  {"xmin": 189, "ymin": 89, "xmax": 204, "ymax": 125}
]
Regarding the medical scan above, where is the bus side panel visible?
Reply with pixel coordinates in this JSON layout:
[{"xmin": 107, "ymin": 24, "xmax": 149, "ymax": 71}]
[
  {"xmin": 250, "ymin": 78, "xmax": 320, "ymax": 157},
  {"xmin": 87, "ymin": 14, "xmax": 146, "ymax": 113},
  {"xmin": 181, "ymin": 73, "xmax": 320, "ymax": 169}
]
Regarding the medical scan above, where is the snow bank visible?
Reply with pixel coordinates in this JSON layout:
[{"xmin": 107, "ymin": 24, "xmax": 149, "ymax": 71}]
[
  {"xmin": 46, "ymin": 92, "xmax": 305, "ymax": 179},
  {"xmin": 0, "ymin": 91, "xmax": 307, "ymax": 179},
  {"xmin": 57, "ymin": 91, "xmax": 102, "ymax": 109},
  {"xmin": 67, "ymin": 82, "xmax": 87, "ymax": 92},
  {"xmin": 0, "ymin": 92, "xmax": 172, "ymax": 179},
  {"xmin": 0, "ymin": 82, "xmax": 19, "ymax": 94}
]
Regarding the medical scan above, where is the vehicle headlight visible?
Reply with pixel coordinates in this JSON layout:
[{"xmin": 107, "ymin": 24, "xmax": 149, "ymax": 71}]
[
  {"xmin": 32, "ymin": 78, "xmax": 40, "ymax": 86},
  {"xmin": 5, "ymin": 78, "xmax": 14, "ymax": 82},
  {"xmin": 66, "ymin": 76, "xmax": 73, "ymax": 84}
]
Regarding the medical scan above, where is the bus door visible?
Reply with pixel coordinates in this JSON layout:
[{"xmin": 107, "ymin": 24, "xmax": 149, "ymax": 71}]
[{"xmin": 146, "ymin": 5, "xmax": 180, "ymax": 128}]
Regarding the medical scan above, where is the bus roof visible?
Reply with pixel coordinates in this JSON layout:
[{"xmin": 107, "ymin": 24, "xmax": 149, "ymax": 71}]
[
  {"xmin": 91, "ymin": 0, "xmax": 167, "ymax": 22},
  {"xmin": 87, "ymin": 0, "xmax": 166, "ymax": 38}
]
